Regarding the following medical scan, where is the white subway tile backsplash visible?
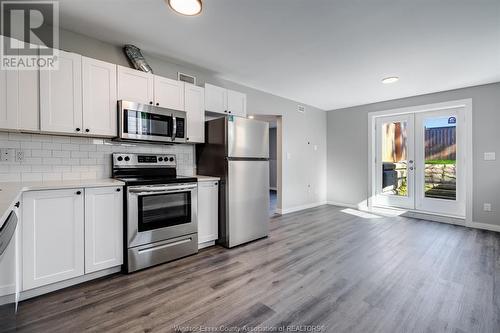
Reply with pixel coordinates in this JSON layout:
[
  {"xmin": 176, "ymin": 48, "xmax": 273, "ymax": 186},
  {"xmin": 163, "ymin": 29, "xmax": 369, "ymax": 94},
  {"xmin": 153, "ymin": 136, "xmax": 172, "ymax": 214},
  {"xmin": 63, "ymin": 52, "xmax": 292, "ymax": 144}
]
[{"xmin": 0, "ymin": 133, "xmax": 196, "ymax": 182}]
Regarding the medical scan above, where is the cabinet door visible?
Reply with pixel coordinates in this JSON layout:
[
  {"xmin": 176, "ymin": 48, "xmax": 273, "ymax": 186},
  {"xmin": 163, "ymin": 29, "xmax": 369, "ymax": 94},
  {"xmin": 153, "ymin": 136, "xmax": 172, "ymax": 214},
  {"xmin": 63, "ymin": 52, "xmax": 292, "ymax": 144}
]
[
  {"xmin": 22, "ymin": 189, "xmax": 84, "ymax": 290},
  {"xmin": 0, "ymin": 65, "xmax": 18, "ymax": 130},
  {"xmin": 198, "ymin": 181, "xmax": 219, "ymax": 244},
  {"xmin": 82, "ymin": 57, "xmax": 117, "ymax": 137},
  {"xmin": 184, "ymin": 84, "xmax": 205, "ymax": 143},
  {"xmin": 153, "ymin": 75, "xmax": 184, "ymax": 110},
  {"xmin": 18, "ymin": 67, "xmax": 40, "ymax": 131},
  {"xmin": 84, "ymin": 187, "xmax": 123, "ymax": 274},
  {"xmin": 117, "ymin": 65, "xmax": 154, "ymax": 105},
  {"xmin": 205, "ymin": 84, "xmax": 227, "ymax": 114},
  {"xmin": 40, "ymin": 50, "xmax": 83, "ymax": 134},
  {"xmin": 227, "ymin": 89, "xmax": 247, "ymax": 117}
]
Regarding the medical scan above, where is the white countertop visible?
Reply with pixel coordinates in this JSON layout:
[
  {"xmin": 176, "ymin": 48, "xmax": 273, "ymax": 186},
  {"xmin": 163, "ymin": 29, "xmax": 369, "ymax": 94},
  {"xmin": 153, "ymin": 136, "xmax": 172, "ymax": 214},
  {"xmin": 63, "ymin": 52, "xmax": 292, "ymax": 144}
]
[
  {"xmin": 0, "ymin": 179, "xmax": 124, "ymax": 228},
  {"xmin": 194, "ymin": 175, "xmax": 220, "ymax": 181}
]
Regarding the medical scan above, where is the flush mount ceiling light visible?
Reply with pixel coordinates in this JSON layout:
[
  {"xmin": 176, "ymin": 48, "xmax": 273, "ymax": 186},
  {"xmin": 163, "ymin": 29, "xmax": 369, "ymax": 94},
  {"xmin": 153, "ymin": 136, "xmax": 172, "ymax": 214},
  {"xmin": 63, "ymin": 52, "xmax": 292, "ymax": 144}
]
[
  {"xmin": 167, "ymin": 0, "xmax": 202, "ymax": 16},
  {"xmin": 382, "ymin": 76, "xmax": 399, "ymax": 84}
]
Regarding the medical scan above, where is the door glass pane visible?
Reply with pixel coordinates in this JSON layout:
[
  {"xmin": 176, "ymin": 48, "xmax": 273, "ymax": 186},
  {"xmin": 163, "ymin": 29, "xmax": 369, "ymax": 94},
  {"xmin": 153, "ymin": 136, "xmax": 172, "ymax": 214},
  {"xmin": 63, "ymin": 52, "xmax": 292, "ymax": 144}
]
[
  {"xmin": 138, "ymin": 192, "xmax": 191, "ymax": 231},
  {"xmin": 381, "ymin": 121, "xmax": 408, "ymax": 196},
  {"xmin": 424, "ymin": 116, "xmax": 456, "ymax": 200}
]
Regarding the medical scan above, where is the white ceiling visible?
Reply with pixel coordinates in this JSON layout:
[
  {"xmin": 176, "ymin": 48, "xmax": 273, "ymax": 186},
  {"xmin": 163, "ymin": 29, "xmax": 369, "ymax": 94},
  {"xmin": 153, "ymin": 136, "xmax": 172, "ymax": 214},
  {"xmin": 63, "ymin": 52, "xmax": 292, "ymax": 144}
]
[{"xmin": 58, "ymin": 0, "xmax": 500, "ymax": 110}]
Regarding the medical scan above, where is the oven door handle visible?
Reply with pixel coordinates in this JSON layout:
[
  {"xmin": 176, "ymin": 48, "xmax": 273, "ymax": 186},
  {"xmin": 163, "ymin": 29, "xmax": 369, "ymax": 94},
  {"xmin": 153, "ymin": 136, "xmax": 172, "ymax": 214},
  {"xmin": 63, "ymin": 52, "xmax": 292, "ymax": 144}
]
[{"xmin": 129, "ymin": 184, "xmax": 197, "ymax": 194}]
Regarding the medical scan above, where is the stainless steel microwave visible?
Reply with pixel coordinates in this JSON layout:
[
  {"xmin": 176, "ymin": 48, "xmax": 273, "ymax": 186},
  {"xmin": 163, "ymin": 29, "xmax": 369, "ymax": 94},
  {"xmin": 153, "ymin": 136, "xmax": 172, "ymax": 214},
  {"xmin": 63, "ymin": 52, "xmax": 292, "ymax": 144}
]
[{"xmin": 118, "ymin": 100, "xmax": 186, "ymax": 143}]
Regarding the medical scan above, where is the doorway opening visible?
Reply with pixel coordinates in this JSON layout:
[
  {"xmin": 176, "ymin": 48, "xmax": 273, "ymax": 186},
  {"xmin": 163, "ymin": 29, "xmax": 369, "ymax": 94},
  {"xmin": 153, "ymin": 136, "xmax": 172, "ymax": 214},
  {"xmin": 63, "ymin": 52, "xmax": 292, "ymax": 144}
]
[
  {"xmin": 369, "ymin": 100, "xmax": 472, "ymax": 222},
  {"xmin": 253, "ymin": 115, "xmax": 282, "ymax": 217}
]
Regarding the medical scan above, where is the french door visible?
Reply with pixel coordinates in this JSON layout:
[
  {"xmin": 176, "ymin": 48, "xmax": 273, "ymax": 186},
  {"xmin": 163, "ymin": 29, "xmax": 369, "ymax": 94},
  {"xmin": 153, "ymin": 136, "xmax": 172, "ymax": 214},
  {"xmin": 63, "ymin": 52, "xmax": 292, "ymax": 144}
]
[{"xmin": 374, "ymin": 107, "xmax": 465, "ymax": 217}]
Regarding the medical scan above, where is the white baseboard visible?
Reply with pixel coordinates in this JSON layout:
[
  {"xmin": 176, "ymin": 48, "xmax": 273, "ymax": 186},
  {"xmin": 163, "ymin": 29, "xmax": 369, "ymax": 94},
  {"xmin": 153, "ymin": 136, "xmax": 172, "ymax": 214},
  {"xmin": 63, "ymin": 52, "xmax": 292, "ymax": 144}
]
[
  {"xmin": 469, "ymin": 221, "xmax": 500, "ymax": 233},
  {"xmin": 198, "ymin": 240, "xmax": 215, "ymax": 249},
  {"xmin": 326, "ymin": 201, "xmax": 358, "ymax": 209},
  {"xmin": 278, "ymin": 201, "xmax": 328, "ymax": 215},
  {"xmin": 20, "ymin": 266, "xmax": 121, "ymax": 301}
]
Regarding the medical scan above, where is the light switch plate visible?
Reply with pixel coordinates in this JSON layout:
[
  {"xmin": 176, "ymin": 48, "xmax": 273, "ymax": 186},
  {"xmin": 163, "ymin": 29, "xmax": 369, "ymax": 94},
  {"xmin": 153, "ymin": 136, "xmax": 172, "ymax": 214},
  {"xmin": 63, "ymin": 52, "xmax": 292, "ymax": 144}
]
[{"xmin": 484, "ymin": 152, "xmax": 496, "ymax": 161}]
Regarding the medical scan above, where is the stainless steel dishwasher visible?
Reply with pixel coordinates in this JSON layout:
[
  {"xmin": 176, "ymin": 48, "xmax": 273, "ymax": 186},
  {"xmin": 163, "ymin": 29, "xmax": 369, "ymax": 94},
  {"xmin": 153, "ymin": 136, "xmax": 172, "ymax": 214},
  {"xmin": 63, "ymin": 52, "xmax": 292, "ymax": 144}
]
[{"xmin": 0, "ymin": 202, "xmax": 20, "ymax": 329}]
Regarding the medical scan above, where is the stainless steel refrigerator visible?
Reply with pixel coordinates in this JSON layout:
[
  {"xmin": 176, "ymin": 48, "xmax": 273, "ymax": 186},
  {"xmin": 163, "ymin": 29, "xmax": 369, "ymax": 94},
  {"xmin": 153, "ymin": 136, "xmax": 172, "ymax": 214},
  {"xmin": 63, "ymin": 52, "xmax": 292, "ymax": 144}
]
[{"xmin": 196, "ymin": 116, "xmax": 270, "ymax": 248}]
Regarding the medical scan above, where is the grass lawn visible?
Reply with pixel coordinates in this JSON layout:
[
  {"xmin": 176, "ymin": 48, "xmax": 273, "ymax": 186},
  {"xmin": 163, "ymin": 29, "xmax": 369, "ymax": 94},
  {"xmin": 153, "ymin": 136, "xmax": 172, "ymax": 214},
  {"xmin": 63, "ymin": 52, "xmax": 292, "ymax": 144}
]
[{"xmin": 425, "ymin": 159, "xmax": 456, "ymax": 165}]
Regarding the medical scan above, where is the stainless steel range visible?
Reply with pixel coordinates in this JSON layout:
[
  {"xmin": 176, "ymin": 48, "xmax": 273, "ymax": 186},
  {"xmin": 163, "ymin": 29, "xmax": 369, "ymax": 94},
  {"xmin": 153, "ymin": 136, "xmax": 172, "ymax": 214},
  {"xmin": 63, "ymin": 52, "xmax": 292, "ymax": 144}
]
[{"xmin": 112, "ymin": 153, "xmax": 198, "ymax": 273}]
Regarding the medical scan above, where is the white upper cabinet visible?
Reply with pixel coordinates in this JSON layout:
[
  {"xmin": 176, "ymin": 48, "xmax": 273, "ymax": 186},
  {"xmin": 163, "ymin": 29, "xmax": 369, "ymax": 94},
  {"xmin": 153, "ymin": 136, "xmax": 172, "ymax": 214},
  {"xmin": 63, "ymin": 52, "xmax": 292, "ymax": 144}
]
[
  {"xmin": 205, "ymin": 83, "xmax": 228, "ymax": 114},
  {"xmin": 82, "ymin": 57, "xmax": 117, "ymax": 136},
  {"xmin": 84, "ymin": 186, "xmax": 123, "ymax": 274},
  {"xmin": 117, "ymin": 65, "xmax": 154, "ymax": 105},
  {"xmin": 40, "ymin": 50, "xmax": 83, "ymax": 134},
  {"xmin": 0, "ymin": 65, "xmax": 18, "ymax": 129},
  {"xmin": 205, "ymin": 84, "xmax": 247, "ymax": 117},
  {"xmin": 18, "ymin": 68, "xmax": 40, "ymax": 131},
  {"xmin": 154, "ymin": 75, "xmax": 184, "ymax": 110},
  {"xmin": 22, "ymin": 189, "xmax": 85, "ymax": 290},
  {"xmin": 184, "ymin": 84, "xmax": 205, "ymax": 143},
  {"xmin": 0, "ymin": 37, "xmax": 39, "ymax": 131},
  {"xmin": 227, "ymin": 89, "xmax": 247, "ymax": 117}
]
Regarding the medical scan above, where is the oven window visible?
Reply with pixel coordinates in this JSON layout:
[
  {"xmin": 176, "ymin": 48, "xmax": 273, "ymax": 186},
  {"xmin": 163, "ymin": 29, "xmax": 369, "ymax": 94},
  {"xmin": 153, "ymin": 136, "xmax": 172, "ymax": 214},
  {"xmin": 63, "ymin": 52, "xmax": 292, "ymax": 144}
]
[
  {"xmin": 124, "ymin": 110, "xmax": 172, "ymax": 137},
  {"xmin": 138, "ymin": 192, "xmax": 191, "ymax": 232}
]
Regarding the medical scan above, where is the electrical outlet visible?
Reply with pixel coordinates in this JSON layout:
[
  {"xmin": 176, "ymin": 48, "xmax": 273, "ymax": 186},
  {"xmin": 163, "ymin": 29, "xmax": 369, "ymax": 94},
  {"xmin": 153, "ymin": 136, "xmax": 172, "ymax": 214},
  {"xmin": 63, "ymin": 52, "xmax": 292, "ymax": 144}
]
[
  {"xmin": 483, "ymin": 203, "xmax": 492, "ymax": 212},
  {"xmin": 0, "ymin": 149, "xmax": 15, "ymax": 162},
  {"xmin": 16, "ymin": 150, "xmax": 24, "ymax": 163}
]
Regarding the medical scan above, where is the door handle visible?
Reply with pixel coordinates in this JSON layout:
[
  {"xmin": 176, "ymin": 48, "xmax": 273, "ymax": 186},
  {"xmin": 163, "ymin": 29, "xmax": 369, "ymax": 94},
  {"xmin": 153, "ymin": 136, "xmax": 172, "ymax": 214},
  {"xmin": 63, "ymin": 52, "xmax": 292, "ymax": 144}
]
[{"xmin": 171, "ymin": 115, "xmax": 177, "ymax": 142}]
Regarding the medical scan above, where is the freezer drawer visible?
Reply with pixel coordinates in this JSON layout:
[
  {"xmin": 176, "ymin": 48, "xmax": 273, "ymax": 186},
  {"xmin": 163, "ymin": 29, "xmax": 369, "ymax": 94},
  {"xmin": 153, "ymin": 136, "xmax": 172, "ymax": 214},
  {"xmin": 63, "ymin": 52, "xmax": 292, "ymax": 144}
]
[
  {"xmin": 227, "ymin": 117, "xmax": 269, "ymax": 158},
  {"xmin": 226, "ymin": 160, "xmax": 269, "ymax": 247}
]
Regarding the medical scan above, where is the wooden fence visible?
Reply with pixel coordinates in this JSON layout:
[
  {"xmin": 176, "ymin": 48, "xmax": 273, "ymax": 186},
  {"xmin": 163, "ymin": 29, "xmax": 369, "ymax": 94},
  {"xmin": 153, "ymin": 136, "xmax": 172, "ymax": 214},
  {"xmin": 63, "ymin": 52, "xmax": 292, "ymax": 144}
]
[{"xmin": 425, "ymin": 126, "xmax": 456, "ymax": 161}]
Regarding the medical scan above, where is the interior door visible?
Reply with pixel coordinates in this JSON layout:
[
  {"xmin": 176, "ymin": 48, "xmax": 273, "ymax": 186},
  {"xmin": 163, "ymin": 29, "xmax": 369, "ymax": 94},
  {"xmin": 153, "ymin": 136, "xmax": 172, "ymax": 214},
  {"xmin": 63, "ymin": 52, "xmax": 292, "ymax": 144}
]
[
  {"xmin": 415, "ymin": 108, "xmax": 465, "ymax": 217},
  {"xmin": 374, "ymin": 114, "xmax": 415, "ymax": 209}
]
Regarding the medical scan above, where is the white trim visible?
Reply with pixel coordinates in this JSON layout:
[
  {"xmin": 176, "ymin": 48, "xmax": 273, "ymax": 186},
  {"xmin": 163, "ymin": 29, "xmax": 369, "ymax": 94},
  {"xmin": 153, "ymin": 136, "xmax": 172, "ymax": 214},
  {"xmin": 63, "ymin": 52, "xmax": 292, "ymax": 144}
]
[
  {"xmin": 469, "ymin": 222, "xmax": 500, "ymax": 233},
  {"xmin": 278, "ymin": 201, "xmax": 327, "ymax": 215},
  {"xmin": 270, "ymin": 187, "xmax": 277, "ymax": 191},
  {"xmin": 368, "ymin": 99, "xmax": 473, "ymax": 224},
  {"xmin": 20, "ymin": 266, "xmax": 121, "ymax": 301},
  {"xmin": 326, "ymin": 201, "xmax": 358, "ymax": 209},
  {"xmin": 198, "ymin": 241, "xmax": 215, "ymax": 250}
]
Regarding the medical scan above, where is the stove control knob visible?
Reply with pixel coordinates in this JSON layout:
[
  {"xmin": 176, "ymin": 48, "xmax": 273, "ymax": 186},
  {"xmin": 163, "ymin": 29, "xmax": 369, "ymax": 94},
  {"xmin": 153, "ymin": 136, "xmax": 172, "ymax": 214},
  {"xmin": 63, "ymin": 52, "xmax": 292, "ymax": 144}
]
[
  {"xmin": 117, "ymin": 156, "xmax": 123, "ymax": 161},
  {"xmin": 124, "ymin": 156, "xmax": 130, "ymax": 162},
  {"xmin": 158, "ymin": 157, "xmax": 163, "ymax": 162},
  {"xmin": 169, "ymin": 157, "xmax": 174, "ymax": 162}
]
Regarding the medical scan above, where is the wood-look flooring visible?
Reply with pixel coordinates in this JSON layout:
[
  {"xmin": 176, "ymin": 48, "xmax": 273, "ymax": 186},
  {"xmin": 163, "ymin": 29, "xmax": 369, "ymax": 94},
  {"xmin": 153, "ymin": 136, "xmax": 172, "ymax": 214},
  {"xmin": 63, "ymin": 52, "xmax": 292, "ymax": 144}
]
[{"xmin": 3, "ymin": 205, "xmax": 500, "ymax": 333}]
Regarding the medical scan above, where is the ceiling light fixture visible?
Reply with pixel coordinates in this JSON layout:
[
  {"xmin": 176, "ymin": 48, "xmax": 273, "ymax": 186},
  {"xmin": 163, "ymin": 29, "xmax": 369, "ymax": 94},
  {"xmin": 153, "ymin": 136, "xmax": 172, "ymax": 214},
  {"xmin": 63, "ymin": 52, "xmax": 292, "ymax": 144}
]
[
  {"xmin": 382, "ymin": 77, "xmax": 399, "ymax": 84},
  {"xmin": 167, "ymin": 0, "xmax": 202, "ymax": 16}
]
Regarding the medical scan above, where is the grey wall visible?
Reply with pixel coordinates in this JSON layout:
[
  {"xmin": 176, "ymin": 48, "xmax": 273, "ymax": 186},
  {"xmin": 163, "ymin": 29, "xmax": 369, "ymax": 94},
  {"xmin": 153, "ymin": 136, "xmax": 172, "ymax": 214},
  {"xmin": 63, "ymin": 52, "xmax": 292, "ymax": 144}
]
[
  {"xmin": 269, "ymin": 128, "xmax": 277, "ymax": 189},
  {"xmin": 327, "ymin": 82, "xmax": 500, "ymax": 226},
  {"xmin": 58, "ymin": 29, "xmax": 327, "ymax": 211}
]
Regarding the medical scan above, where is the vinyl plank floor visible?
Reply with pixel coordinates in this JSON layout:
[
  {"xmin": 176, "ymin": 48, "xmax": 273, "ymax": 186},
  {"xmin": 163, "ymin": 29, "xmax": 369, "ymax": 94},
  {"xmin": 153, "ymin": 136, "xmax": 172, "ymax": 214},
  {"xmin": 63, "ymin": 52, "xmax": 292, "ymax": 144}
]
[{"xmin": 3, "ymin": 205, "xmax": 500, "ymax": 333}]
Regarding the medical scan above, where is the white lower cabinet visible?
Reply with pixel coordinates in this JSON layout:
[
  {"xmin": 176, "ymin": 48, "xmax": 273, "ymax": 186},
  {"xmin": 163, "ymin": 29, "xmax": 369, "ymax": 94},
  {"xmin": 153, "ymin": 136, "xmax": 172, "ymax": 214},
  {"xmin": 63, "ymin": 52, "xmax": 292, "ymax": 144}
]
[
  {"xmin": 84, "ymin": 187, "xmax": 123, "ymax": 274},
  {"xmin": 22, "ymin": 186, "xmax": 123, "ymax": 291},
  {"xmin": 198, "ymin": 180, "xmax": 219, "ymax": 248},
  {"xmin": 22, "ymin": 189, "xmax": 85, "ymax": 290}
]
